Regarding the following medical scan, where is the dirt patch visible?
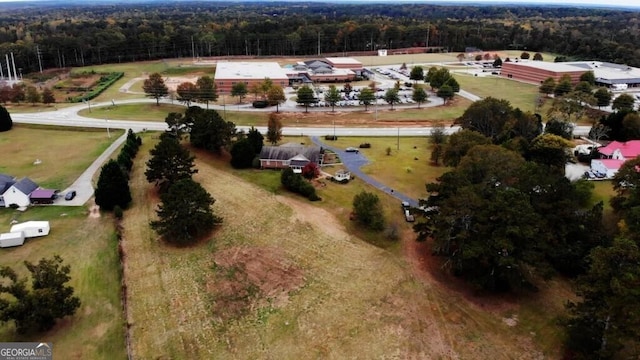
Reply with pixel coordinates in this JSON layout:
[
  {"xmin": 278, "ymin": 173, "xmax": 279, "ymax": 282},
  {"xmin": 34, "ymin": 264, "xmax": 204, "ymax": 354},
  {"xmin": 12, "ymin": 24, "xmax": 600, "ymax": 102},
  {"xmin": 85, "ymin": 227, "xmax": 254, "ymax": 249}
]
[
  {"xmin": 207, "ymin": 246, "xmax": 305, "ymax": 322},
  {"xmin": 163, "ymin": 76, "xmax": 200, "ymax": 92},
  {"xmin": 88, "ymin": 204, "xmax": 101, "ymax": 218}
]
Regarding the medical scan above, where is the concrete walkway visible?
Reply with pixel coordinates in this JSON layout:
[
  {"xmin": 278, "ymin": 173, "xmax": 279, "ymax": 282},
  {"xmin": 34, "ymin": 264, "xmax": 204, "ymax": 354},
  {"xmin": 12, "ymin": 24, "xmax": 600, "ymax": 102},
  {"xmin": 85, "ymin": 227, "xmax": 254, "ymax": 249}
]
[{"xmin": 311, "ymin": 136, "xmax": 419, "ymax": 208}]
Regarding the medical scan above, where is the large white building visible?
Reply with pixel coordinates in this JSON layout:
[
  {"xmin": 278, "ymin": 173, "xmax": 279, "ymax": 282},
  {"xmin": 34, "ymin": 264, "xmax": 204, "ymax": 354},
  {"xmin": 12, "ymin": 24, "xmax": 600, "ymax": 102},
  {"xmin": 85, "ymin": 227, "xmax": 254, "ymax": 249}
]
[{"xmin": 214, "ymin": 62, "xmax": 289, "ymax": 94}]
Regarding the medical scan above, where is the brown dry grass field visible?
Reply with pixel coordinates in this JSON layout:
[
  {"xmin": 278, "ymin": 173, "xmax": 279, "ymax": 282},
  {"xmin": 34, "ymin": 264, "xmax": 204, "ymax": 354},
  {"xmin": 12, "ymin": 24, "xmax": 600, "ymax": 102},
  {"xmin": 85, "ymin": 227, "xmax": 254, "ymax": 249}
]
[{"xmin": 120, "ymin": 134, "xmax": 569, "ymax": 359}]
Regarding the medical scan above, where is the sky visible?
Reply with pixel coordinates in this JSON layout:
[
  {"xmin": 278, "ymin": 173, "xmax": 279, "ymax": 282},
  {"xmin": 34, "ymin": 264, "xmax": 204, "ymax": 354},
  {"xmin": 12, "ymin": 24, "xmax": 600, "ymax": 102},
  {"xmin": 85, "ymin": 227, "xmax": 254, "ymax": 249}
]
[{"xmin": 0, "ymin": 0, "xmax": 636, "ymax": 8}]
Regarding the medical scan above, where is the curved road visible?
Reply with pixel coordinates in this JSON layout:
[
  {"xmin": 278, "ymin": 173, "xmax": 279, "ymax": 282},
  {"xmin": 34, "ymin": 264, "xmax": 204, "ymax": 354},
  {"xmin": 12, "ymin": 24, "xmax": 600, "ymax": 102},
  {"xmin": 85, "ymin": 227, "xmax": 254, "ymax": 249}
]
[{"xmin": 10, "ymin": 85, "xmax": 592, "ymax": 207}]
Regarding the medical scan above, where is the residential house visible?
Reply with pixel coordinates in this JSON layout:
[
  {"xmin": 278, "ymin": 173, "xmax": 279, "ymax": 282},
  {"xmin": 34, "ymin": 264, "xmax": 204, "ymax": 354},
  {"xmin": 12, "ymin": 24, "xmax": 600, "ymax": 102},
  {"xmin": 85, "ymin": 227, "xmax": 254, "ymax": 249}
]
[
  {"xmin": 590, "ymin": 140, "xmax": 640, "ymax": 178},
  {"xmin": 259, "ymin": 144, "xmax": 323, "ymax": 173},
  {"xmin": 3, "ymin": 177, "xmax": 38, "ymax": 208},
  {"xmin": 0, "ymin": 174, "xmax": 16, "ymax": 207}
]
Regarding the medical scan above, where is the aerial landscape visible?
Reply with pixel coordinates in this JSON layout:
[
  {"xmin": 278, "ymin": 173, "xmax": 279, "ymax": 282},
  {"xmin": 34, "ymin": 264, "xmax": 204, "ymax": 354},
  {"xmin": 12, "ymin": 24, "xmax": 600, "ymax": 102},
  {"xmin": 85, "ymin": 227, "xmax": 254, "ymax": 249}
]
[{"xmin": 0, "ymin": 0, "xmax": 640, "ymax": 359}]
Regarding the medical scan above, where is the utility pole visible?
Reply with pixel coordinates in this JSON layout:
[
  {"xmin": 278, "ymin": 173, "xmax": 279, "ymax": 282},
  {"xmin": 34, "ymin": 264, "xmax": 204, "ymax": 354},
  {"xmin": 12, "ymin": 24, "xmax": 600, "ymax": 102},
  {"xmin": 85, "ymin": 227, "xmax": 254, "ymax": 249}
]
[
  {"xmin": 426, "ymin": 26, "xmax": 430, "ymax": 49},
  {"xmin": 397, "ymin": 127, "xmax": 400, "ymax": 150},
  {"xmin": 5, "ymin": 54, "xmax": 11, "ymax": 82},
  {"xmin": 11, "ymin": 52, "xmax": 17, "ymax": 80},
  {"xmin": 36, "ymin": 45, "xmax": 43, "ymax": 73},
  {"xmin": 317, "ymin": 31, "xmax": 321, "ymax": 56},
  {"xmin": 191, "ymin": 36, "xmax": 195, "ymax": 61}
]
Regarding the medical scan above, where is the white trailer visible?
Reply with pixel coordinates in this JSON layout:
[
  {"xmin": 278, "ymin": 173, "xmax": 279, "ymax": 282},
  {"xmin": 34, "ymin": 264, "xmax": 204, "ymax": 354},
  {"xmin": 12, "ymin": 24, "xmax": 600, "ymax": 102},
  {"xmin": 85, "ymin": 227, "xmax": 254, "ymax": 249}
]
[
  {"xmin": 10, "ymin": 221, "xmax": 50, "ymax": 238},
  {"xmin": 0, "ymin": 231, "xmax": 26, "ymax": 248}
]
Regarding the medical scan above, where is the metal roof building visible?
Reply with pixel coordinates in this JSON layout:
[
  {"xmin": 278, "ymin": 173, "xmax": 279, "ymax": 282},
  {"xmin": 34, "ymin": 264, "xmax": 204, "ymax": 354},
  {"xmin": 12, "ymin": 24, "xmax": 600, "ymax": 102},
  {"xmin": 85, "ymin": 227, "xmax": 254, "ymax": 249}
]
[{"xmin": 214, "ymin": 61, "xmax": 289, "ymax": 94}]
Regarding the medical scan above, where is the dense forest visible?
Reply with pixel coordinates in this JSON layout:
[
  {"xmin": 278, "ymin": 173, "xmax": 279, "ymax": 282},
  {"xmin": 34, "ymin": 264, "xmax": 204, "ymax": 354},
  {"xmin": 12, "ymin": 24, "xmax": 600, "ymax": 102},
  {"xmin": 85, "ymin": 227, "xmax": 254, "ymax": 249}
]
[{"xmin": 0, "ymin": 1, "xmax": 639, "ymax": 74}]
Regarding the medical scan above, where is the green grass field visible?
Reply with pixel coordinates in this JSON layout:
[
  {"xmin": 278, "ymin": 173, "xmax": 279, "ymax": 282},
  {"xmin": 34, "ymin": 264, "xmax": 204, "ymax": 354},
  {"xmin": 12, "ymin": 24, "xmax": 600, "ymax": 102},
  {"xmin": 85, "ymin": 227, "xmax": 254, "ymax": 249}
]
[
  {"xmin": 0, "ymin": 207, "xmax": 126, "ymax": 359},
  {"xmin": 0, "ymin": 125, "xmax": 122, "ymax": 189},
  {"xmin": 453, "ymin": 73, "xmax": 541, "ymax": 112}
]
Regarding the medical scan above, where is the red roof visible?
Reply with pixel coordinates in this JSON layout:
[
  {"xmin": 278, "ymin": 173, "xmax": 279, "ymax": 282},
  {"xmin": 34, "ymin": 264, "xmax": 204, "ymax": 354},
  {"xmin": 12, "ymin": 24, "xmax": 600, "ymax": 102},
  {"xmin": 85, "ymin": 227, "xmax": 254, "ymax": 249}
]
[
  {"xmin": 599, "ymin": 159, "xmax": 624, "ymax": 170},
  {"xmin": 598, "ymin": 140, "xmax": 640, "ymax": 158}
]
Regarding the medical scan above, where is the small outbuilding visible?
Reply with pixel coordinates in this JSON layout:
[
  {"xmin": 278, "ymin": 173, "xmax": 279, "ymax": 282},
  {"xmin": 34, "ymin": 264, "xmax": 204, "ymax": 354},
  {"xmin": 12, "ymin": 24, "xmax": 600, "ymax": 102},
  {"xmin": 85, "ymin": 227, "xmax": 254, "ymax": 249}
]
[
  {"xmin": 0, "ymin": 232, "xmax": 26, "ymax": 248},
  {"xmin": 30, "ymin": 189, "xmax": 57, "ymax": 204},
  {"xmin": 10, "ymin": 221, "xmax": 50, "ymax": 238}
]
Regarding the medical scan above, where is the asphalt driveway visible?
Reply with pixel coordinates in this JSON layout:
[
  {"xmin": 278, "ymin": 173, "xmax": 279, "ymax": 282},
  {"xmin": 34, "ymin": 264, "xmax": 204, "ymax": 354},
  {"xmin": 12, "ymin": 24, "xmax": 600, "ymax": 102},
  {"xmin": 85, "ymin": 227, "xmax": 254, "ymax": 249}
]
[{"xmin": 311, "ymin": 136, "xmax": 419, "ymax": 208}]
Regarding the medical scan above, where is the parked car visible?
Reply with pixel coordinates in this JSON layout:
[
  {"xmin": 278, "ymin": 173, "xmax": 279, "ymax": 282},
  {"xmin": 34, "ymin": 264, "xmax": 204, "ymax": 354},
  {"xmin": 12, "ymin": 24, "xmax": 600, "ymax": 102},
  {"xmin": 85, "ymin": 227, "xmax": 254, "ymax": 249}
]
[
  {"xmin": 345, "ymin": 147, "xmax": 359, "ymax": 153},
  {"xmin": 65, "ymin": 190, "xmax": 76, "ymax": 201}
]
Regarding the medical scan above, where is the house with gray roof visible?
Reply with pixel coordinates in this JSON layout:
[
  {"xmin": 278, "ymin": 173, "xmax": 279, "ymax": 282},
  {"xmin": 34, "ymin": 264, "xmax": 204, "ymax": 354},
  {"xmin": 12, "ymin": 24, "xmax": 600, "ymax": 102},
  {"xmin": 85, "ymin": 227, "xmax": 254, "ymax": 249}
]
[
  {"xmin": 259, "ymin": 145, "xmax": 323, "ymax": 173},
  {"xmin": 0, "ymin": 174, "xmax": 16, "ymax": 207},
  {"xmin": 3, "ymin": 177, "xmax": 38, "ymax": 208}
]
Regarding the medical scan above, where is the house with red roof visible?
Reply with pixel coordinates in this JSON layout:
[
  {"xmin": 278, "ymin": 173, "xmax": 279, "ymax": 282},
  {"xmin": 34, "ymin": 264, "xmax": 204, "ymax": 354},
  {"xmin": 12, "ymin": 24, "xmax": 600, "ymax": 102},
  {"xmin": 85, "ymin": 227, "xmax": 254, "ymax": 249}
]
[{"xmin": 590, "ymin": 140, "xmax": 640, "ymax": 178}]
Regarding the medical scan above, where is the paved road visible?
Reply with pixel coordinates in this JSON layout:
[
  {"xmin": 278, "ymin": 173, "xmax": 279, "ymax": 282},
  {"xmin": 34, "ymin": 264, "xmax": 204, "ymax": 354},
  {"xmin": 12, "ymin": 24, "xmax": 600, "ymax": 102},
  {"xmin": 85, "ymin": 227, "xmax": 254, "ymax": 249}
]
[{"xmin": 50, "ymin": 132, "xmax": 128, "ymax": 206}]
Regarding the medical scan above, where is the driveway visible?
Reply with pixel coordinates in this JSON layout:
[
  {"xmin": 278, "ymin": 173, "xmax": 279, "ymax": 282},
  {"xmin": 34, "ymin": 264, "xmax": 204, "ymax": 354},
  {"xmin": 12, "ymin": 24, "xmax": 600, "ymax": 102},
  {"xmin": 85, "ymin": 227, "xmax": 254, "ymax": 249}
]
[
  {"xmin": 51, "ymin": 132, "xmax": 128, "ymax": 206},
  {"xmin": 311, "ymin": 136, "xmax": 419, "ymax": 208}
]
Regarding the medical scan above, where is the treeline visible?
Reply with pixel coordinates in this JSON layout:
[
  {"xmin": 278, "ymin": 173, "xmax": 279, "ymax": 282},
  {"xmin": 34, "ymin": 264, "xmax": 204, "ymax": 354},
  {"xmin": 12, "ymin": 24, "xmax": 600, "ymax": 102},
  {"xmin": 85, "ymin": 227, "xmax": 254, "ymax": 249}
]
[
  {"xmin": 0, "ymin": 2, "xmax": 639, "ymax": 74},
  {"xmin": 417, "ymin": 97, "xmax": 640, "ymax": 358}
]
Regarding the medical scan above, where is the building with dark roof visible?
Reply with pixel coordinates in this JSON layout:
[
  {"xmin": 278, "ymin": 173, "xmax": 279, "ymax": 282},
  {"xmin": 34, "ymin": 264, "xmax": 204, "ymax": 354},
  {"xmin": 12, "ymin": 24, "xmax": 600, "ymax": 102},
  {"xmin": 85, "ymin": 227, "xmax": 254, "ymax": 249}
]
[
  {"xmin": 259, "ymin": 145, "xmax": 323, "ymax": 173},
  {"xmin": 3, "ymin": 177, "xmax": 39, "ymax": 208}
]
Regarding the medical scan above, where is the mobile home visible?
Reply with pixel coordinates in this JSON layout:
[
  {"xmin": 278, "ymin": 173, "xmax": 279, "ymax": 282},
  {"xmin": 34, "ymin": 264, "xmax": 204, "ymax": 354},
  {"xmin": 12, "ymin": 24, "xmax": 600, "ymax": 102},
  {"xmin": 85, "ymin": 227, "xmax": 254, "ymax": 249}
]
[
  {"xmin": 10, "ymin": 221, "xmax": 50, "ymax": 238},
  {"xmin": 0, "ymin": 232, "xmax": 26, "ymax": 248}
]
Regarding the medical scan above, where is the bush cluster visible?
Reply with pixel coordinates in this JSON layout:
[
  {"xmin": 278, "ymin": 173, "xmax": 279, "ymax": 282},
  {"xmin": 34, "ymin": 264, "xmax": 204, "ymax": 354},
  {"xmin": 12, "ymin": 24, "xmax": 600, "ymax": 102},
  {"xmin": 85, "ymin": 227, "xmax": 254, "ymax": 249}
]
[{"xmin": 281, "ymin": 168, "xmax": 320, "ymax": 201}]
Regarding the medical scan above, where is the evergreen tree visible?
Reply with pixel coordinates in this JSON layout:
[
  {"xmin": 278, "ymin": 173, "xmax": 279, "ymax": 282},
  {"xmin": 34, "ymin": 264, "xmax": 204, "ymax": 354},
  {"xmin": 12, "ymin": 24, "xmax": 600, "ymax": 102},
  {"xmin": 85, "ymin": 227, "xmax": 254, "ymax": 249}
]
[
  {"xmin": 0, "ymin": 255, "xmax": 81, "ymax": 334},
  {"xmin": 151, "ymin": 178, "xmax": 221, "ymax": 245},
  {"xmin": 95, "ymin": 159, "xmax": 132, "ymax": 210},
  {"xmin": 230, "ymin": 138, "xmax": 256, "ymax": 169},
  {"xmin": 0, "ymin": 105, "xmax": 12, "ymax": 132},
  {"xmin": 145, "ymin": 133, "xmax": 197, "ymax": 192}
]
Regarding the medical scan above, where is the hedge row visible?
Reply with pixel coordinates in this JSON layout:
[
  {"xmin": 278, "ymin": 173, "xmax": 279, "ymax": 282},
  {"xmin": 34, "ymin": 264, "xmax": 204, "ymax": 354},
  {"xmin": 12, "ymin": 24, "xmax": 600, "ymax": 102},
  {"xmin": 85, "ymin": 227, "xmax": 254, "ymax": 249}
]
[{"xmin": 67, "ymin": 72, "xmax": 124, "ymax": 103}]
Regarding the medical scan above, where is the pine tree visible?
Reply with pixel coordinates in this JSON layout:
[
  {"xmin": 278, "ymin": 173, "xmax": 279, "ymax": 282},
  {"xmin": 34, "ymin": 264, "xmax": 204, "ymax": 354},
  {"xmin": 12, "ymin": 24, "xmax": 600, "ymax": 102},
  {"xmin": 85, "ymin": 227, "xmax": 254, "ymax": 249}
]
[{"xmin": 95, "ymin": 159, "xmax": 132, "ymax": 211}]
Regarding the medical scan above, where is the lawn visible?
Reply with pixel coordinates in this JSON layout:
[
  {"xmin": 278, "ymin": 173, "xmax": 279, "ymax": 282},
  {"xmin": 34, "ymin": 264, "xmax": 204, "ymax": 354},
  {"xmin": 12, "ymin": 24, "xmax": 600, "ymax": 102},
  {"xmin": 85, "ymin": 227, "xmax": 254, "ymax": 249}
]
[
  {"xmin": 78, "ymin": 103, "xmax": 186, "ymax": 121},
  {"xmin": 0, "ymin": 125, "xmax": 123, "ymax": 189},
  {"xmin": 453, "ymin": 72, "xmax": 541, "ymax": 112},
  {"xmin": 319, "ymin": 136, "xmax": 450, "ymax": 199},
  {"xmin": 0, "ymin": 206, "xmax": 126, "ymax": 360}
]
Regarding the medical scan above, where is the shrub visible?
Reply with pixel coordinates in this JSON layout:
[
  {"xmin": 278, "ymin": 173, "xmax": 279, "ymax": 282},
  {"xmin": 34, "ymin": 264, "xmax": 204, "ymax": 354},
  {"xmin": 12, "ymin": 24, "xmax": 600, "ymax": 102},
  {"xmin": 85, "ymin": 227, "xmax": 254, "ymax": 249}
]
[
  {"xmin": 359, "ymin": 143, "xmax": 371, "ymax": 148},
  {"xmin": 113, "ymin": 205, "xmax": 123, "ymax": 220},
  {"xmin": 325, "ymin": 135, "xmax": 338, "ymax": 141}
]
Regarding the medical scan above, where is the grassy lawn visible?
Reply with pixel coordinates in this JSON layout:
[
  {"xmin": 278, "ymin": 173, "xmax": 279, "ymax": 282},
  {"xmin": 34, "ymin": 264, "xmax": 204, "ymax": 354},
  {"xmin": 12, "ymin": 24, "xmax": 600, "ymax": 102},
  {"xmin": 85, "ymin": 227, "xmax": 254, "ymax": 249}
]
[
  {"xmin": 78, "ymin": 103, "xmax": 186, "ymax": 121},
  {"xmin": 319, "ymin": 136, "xmax": 449, "ymax": 199},
  {"xmin": 0, "ymin": 206, "xmax": 126, "ymax": 359},
  {"xmin": 0, "ymin": 125, "xmax": 123, "ymax": 189},
  {"xmin": 453, "ymin": 73, "xmax": 541, "ymax": 112}
]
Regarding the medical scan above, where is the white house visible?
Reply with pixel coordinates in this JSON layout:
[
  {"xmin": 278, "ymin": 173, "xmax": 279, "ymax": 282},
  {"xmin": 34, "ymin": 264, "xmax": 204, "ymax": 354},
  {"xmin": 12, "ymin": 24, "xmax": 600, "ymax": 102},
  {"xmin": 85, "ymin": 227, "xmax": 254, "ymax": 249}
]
[
  {"xmin": 589, "ymin": 140, "xmax": 640, "ymax": 179},
  {"xmin": 3, "ymin": 177, "xmax": 38, "ymax": 208},
  {"xmin": 10, "ymin": 221, "xmax": 50, "ymax": 238}
]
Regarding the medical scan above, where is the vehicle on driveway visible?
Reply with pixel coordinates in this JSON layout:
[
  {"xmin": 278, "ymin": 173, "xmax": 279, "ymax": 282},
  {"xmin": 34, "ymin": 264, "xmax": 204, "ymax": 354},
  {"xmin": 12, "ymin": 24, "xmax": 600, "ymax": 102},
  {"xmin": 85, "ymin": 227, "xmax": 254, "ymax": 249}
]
[
  {"xmin": 345, "ymin": 147, "xmax": 359, "ymax": 153},
  {"xmin": 401, "ymin": 201, "xmax": 415, "ymax": 222},
  {"xmin": 65, "ymin": 190, "xmax": 76, "ymax": 201}
]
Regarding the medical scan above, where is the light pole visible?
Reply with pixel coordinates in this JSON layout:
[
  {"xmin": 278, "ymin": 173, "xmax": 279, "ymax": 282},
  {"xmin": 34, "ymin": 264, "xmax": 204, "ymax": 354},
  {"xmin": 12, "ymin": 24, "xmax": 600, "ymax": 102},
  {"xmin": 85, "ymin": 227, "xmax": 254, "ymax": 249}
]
[
  {"xmin": 106, "ymin": 118, "xmax": 111, "ymax": 138},
  {"xmin": 333, "ymin": 118, "xmax": 336, "ymax": 139}
]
